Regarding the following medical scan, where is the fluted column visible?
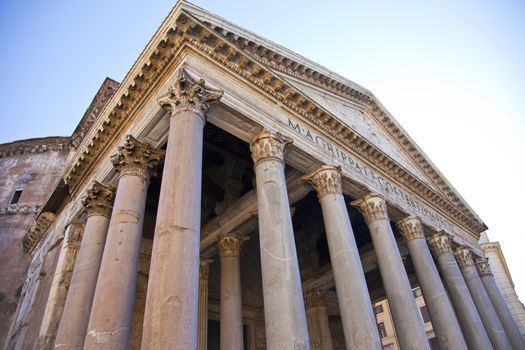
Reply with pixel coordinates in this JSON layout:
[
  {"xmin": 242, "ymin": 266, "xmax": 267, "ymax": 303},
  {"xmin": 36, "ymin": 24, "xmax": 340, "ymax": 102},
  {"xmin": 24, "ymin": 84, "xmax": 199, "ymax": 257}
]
[
  {"xmin": 455, "ymin": 246, "xmax": 512, "ymax": 349},
  {"xmin": 303, "ymin": 166, "xmax": 380, "ymax": 349},
  {"xmin": 250, "ymin": 130, "xmax": 310, "ymax": 349},
  {"xmin": 141, "ymin": 69, "xmax": 222, "ymax": 350},
  {"xmin": 351, "ymin": 193, "xmax": 430, "ymax": 350},
  {"xmin": 304, "ymin": 290, "xmax": 333, "ymax": 350},
  {"xmin": 397, "ymin": 217, "xmax": 467, "ymax": 350},
  {"xmin": 218, "ymin": 234, "xmax": 248, "ymax": 350},
  {"xmin": 198, "ymin": 258, "xmax": 212, "ymax": 350},
  {"xmin": 38, "ymin": 223, "xmax": 82, "ymax": 349},
  {"xmin": 54, "ymin": 182, "xmax": 115, "ymax": 349},
  {"xmin": 427, "ymin": 232, "xmax": 493, "ymax": 350},
  {"xmin": 84, "ymin": 136, "xmax": 163, "ymax": 349},
  {"xmin": 476, "ymin": 258, "xmax": 525, "ymax": 349}
]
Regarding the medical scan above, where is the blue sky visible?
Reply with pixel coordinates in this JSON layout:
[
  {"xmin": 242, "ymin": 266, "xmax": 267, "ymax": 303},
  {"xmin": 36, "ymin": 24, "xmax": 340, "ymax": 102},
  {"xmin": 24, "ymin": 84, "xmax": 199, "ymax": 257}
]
[{"xmin": 1, "ymin": 1, "xmax": 524, "ymax": 300}]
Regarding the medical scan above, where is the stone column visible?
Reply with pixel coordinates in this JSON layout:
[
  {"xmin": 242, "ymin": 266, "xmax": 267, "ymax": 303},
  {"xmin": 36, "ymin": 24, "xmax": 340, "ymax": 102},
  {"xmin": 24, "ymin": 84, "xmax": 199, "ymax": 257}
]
[
  {"xmin": 303, "ymin": 166, "xmax": 381, "ymax": 349},
  {"xmin": 141, "ymin": 69, "xmax": 222, "ymax": 350},
  {"xmin": 38, "ymin": 223, "xmax": 83, "ymax": 349},
  {"xmin": 396, "ymin": 217, "xmax": 467, "ymax": 350},
  {"xmin": 476, "ymin": 258, "xmax": 525, "ymax": 349},
  {"xmin": 54, "ymin": 182, "xmax": 115, "ymax": 349},
  {"xmin": 351, "ymin": 193, "xmax": 430, "ymax": 350},
  {"xmin": 455, "ymin": 247, "xmax": 512, "ymax": 350},
  {"xmin": 250, "ymin": 130, "xmax": 310, "ymax": 350},
  {"xmin": 304, "ymin": 290, "xmax": 333, "ymax": 350},
  {"xmin": 198, "ymin": 258, "xmax": 212, "ymax": 350},
  {"xmin": 427, "ymin": 232, "xmax": 493, "ymax": 350},
  {"xmin": 218, "ymin": 234, "xmax": 248, "ymax": 350},
  {"xmin": 84, "ymin": 136, "xmax": 163, "ymax": 349}
]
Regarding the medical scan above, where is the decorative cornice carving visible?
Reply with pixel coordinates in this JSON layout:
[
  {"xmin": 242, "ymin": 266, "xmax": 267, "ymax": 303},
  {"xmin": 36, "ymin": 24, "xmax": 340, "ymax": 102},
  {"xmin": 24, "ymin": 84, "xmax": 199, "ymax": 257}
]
[
  {"xmin": 110, "ymin": 135, "xmax": 165, "ymax": 180},
  {"xmin": 249, "ymin": 130, "xmax": 292, "ymax": 166},
  {"xmin": 0, "ymin": 137, "xmax": 67, "ymax": 158},
  {"xmin": 217, "ymin": 234, "xmax": 249, "ymax": 258},
  {"xmin": 454, "ymin": 246, "xmax": 475, "ymax": 269},
  {"xmin": 302, "ymin": 165, "xmax": 342, "ymax": 199},
  {"xmin": 304, "ymin": 289, "xmax": 326, "ymax": 308},
  {"xmin": 350, "ymin": 193, "xmax": 388, "ymax": 225},
  {"xmin": 22, "ymin": 212, "xmax": 57, "ymax": 254},
  {"xmin": 199, "ymin": 258, "xmax": 213, "ymax": 280},
  {"xmin": 0, "ymin": 205, "xmax": 41, "ymax": 216},
  {"xmin": 82, "ymin": 181, "xmax": 115, "ymax": 218},
  {"xmin": 158, "ymin": 68, "xmax": 223, "ymax": 118},
  {"xmin": 475, "ymin": 257, "xmax": 493, "ymax": 277},
  {"xmin": 427, "ymin": 231, "xmax": 453, "ymax": 256},
  {"xmin": 396, "ymin": 216, "xmax": 425, "ymax": 242},
  {"xmin": 62, "ymin": 10, "xmax": 486, "ymax": 235}
]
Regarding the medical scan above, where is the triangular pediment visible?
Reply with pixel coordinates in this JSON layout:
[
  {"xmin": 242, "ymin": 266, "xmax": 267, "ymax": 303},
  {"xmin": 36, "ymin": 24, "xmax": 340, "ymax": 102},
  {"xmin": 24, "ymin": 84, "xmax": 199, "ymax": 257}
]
[{"xmin": 63, "ymin": 0, "xmax": 486, "ymax": 235}]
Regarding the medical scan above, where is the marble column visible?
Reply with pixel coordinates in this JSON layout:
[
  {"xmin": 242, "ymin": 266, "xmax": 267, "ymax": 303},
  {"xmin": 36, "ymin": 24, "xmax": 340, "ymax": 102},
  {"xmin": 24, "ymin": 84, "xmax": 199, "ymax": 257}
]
[
  {"xmin": 54, "ymin": 182, "xmax": 115, "ymax": 349},
  {"xmin": 250, "ymin": 130, "xmax": 310, "ymax": 349},
  {"xmin": 84, "ymin": 136, "xmax": 163, "ymax": 349},
  {"xmin": 476, "ymin": 257, "xmax": 525, "ymax": 349},
  {"xmin": 351, "ymin": 193, "xmax": 430, "ymax": 350},
  {"xmin": 38, "ymin": 223, "xmax": 83, "ymax": 349},
  {"xmin": 396, "ymin": 217, "xmax": 467, "ymax": 350},
  {"xmin": 455, "ymin": 246, "xmax": 512, "ymax": 350},
  {"xmin": 303, "ymin": 166, "xmax": 381, "ymax": 349},
  {"xmin": 304, "ymin": 290, "xmax": 333, "ymax": 350},
  {"xmin": 198, "ymin": 258, "xmax": 212, "ymax": 350},
  {"xmin": 141, "ymin": 69, "xmax": 222, "ymax": 350},
  {"xmin": 218, "ymin": 234, "xmax": 248, "ymax": 350},
  {"xmin": 427, "ymin": 232, "xmax": 493, "ymax": 350}
]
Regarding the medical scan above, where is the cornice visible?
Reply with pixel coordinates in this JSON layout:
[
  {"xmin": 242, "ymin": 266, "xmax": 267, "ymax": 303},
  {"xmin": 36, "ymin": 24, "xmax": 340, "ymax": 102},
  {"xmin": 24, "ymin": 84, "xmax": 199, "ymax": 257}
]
[
  {"xmin": 0, "ymin": 137, "xmax": 68, "ymax": 158},
  {"xmin": 62, "ymin": 9, "xmax": 486, "ymax": 235}
]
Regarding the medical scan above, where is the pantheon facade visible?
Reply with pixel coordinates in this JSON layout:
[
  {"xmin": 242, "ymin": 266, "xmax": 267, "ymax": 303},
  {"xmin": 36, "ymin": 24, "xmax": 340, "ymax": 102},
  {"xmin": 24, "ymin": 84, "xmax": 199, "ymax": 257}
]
[{"xmin": 2, "ymin": 1, "xmax": 525, "ymax": 349}]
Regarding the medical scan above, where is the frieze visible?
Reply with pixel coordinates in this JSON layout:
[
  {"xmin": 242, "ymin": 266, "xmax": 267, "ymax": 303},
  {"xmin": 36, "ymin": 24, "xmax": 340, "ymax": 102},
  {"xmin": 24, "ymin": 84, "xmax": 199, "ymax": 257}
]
[
  {"xmin": 62, "ymin": 8, "xmax": 485, "ymax": 236},
  {"xmin": 287, "ymin": 117, "xmax": 455, "ymax": 233}
]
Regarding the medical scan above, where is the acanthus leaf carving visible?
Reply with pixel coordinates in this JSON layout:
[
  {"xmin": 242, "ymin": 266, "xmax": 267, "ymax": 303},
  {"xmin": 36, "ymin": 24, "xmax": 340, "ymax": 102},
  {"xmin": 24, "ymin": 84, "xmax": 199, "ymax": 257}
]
[
  {"xmin": 350, "ymin": 193, "xmax": 388, "ymax": 225},
  {"xmin": 396, "ymin": 216, "xmax": 425, "ymax": 242},
  {"xmin": 427, "ymin": 231, "xmax": 453, "ymax": 256},
  {"xmin": 454, "ymin": 246, "xmax": 474, "ymax": 269},
  {"xmin": 110, "ymin": 135, "xmax": 165, "ymax": 180},
  {"xmin": 302, "ymin": 165, "xmax": 342, "ymax": 198},
  {"xmin": 82, "ymin": 181, "xmax": 115, "ymax": 218},
  {"xmin": 249, "ymin": 130, "xmax": 292, "ymax": 166}
]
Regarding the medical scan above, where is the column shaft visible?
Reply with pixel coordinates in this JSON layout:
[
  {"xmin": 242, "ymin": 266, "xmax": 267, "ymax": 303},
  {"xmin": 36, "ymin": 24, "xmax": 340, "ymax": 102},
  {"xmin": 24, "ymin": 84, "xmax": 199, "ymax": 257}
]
[
  {"xmin": 397, "ymin": 217, "xmax": 467, "ymax": 350},
  {"xmin": 84, "ymin": 175, "xmax": 149, "ymax": 349},
  {"xmin": 218, "ymin": 235, "xmax": 246, "ymax": 350},
  {"xmin": 428, "ymin": 232, "xmax": 493, "ymax": 350},
  {"xmin": 39, "ymin": 224, "xmax": 82, "ymax": 349},
  {"xmin": 304, "ymin": 291, "xmax": 333, "ymax": 350},
  {"xmin": 141, "ymin": 69, "xmax": 222, "ymax": 350},
  {"xmin": 55, "ymin": 182, "xmax": 114, "ymax": 349},
  {"xmin": 303, "ymin": 166, "xmax": 380, "ymax": 349},
  {"xmin": 455, "ymin": 247, "xmax": 512, "ymax": 350},
  {"xmin": 477, "ymin": 258, "xmax": 525, "ymax": 349},
  {"xmin": 251, "ymin": 130, "xmax": 309, "ymax": 350},
  {"xmin": 352, "ymin": 194, "xmax": 430, "ymax": 350},
  {"xmin": 198, "ymin": 260, "xmax": 211, "ymax": 350}
]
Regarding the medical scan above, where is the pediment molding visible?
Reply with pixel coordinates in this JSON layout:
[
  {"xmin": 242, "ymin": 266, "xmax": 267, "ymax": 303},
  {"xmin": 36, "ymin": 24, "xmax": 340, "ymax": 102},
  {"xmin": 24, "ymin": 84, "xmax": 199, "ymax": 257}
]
[{"xmin": 63, "ymin": 8, "xmax": 486, "ymax": 235}]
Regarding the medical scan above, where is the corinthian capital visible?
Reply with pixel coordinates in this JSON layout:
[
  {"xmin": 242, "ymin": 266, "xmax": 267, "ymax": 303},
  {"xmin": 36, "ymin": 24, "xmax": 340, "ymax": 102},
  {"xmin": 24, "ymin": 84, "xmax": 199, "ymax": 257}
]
[
  {"xmin": 304, "ymin": 289, "xmax": 326, "ymax": 308},
  {"xmin": 217, "ymin": 234, "xmax": 249, "ymax": 258},
  {"xmin": 199, "ymin": 258, "xmax": 213, "ymax": 280},
  {"xmin": 302, "ymin": 165, "xmax": 342, "ymax": 199},
  {"xmin": 427, "ymin": 231, "xmax": 453, "ymax": 256},
  {"xmin": 249, "ymin": 130, "xmax": 292, "ymax": 165},
  {"xmin": 475, "ymin": 257, "xmax": 493, "ymax": 277},
  {"xmin": 82, "ymin": 181, "xmax": 115, "ymax": 218},
  {"xmin": 350, "ymin": 193, "xmax": 388, "ymax": 225},
  {"xmin": 158, "ymin": 69, "xmax": 223, "ymax": 118},
  {"xmin": 454, "ymin": 246, "xmax": 475, "ymax": 269},
  {"xmin": 396, "ymin": 216, "xmax": 425, "ymax": 242},
  {"xmin": 111, "ymin": 135, "xmax": 165, "ymax": 180}
]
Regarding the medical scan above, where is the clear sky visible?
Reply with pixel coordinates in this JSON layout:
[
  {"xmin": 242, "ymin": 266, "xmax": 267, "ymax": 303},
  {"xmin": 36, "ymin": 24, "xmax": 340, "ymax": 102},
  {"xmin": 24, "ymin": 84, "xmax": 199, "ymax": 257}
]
[{"xmin": 1, "ymin": 1, "xmax": 524, "ymax": 300}]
